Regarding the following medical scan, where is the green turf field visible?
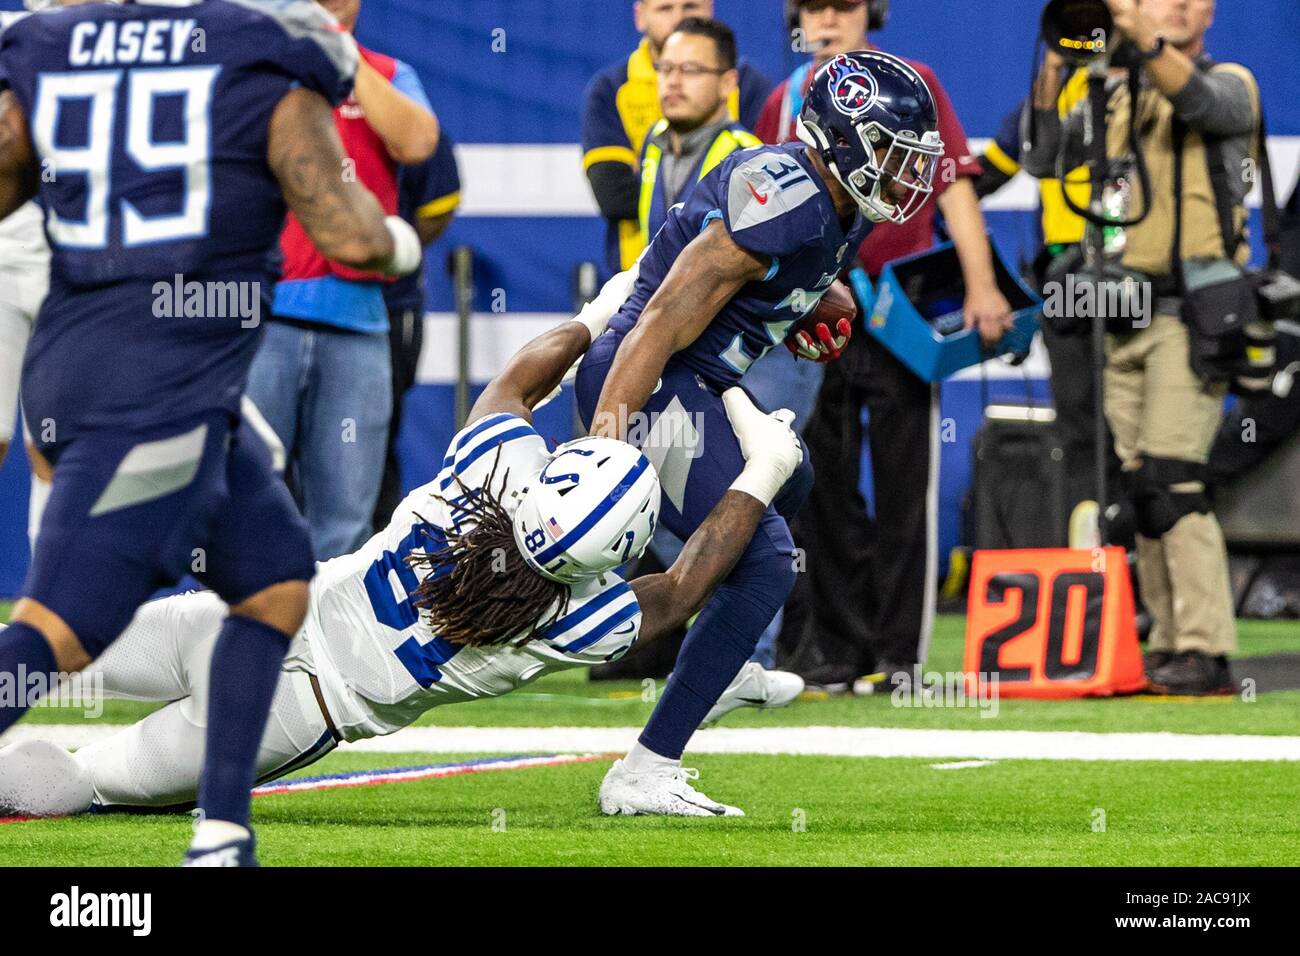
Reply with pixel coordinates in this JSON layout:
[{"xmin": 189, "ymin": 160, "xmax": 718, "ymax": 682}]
[
  {"xmin": 2, "ymin": 609, "xmax": 1297, "ymax": 866},
  {"xmin": 6, "ymin": 752, "xmax": 1298, "ymax": 866}
]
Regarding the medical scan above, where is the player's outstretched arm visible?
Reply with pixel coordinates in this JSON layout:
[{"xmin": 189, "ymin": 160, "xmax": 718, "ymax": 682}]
[
  {"xmin": 471, "ymin": 322, "xmax": 592, "ymax": 425},
  {"xmin": 630, "ymin": 391, "xmax": 802, "ymax": 645},
  {"xmin": 469, "ymin": 263, "xmax": 640, "ymax": 423},
  {"xmin": 267, "ymin": 87, "xmax": 418, "ymax": 275},
  {"xmin": 0, "ymin": 91, "xmax": 38, "ymax": 221},
  {"xmin": 590, "ymin": 220, "xmax": 769, "ymax": 441}
]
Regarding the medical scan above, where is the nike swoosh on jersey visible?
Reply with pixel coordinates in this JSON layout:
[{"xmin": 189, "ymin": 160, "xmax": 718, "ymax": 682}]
[{"xmin": 746, "ymin": 182, "xmax": 771, "ymax": 205}]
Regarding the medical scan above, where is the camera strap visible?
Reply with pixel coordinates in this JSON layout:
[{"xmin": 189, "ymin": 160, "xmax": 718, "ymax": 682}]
[
  {"xmin": 1203, "ymin": 134, "xmax": 1242, "ymax": 264},
  {"xmin": 1171, "ymin": 116, "xmax": 1188, "ymax": 292},
  {"xmin": 1254, "ymin": 108, "xmax": 1281, "ymax": 271},
  {"xmin": 1202, "ymin": 95, "xmax": 1280, "ymax": 270}
]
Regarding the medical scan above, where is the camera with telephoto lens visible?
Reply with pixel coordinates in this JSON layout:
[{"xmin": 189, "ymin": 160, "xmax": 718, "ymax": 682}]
[{"xmin": 1041, "ymin": 0, "xmax": 1138, "ymax": 67}]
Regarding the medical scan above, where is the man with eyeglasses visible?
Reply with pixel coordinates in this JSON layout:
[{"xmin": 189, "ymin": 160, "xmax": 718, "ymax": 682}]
[
  {"xmin": 636, "ymin": 19, "xmax": 763, "ymax": 251},
  {"xmin": 582, "ymin": 0, "xmax": 771, "ymax": 277}
]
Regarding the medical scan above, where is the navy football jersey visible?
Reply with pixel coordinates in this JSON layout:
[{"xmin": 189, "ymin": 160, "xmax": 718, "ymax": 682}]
[
  {"xmin": 0, "ymin": 0, "xmax": 356, "ymax": 437},
  {"xmin": 608, "ymin": 141, "xmax": 873, "ymax": 389}
]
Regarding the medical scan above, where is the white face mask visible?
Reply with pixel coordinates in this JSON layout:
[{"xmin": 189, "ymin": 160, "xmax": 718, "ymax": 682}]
[
  {"xmin": 797, "ymin": 114, "xmax": 944, "ymax": 224},
  {"xmin": 838, "ymin": 123, "xmax": 944, "ymax": 224}
]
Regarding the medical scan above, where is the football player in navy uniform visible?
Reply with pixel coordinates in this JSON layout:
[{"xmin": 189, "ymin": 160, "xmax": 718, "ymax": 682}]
[
  {"xmin": 575, "ymin": 51, "xmax": 943, "ymax": 815},
  {"xmin": 0, "ymin": 0, "xmax": 422, "ymax": 865}
]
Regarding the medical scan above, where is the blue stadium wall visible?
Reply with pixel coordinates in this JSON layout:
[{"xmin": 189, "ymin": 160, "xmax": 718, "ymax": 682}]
[{"xmin": 1, "ymin": 0, "xmax": 1297, "ymax": 595}]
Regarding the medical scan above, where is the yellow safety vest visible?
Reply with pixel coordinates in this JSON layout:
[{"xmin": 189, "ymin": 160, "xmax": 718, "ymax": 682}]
[
  {"xmin": 589, "ymin": 39, "xmax": 746, "ymax": 271},
  {"xmin": 637, "ymin": 119, "xmax": 761, "ymax": 251}
]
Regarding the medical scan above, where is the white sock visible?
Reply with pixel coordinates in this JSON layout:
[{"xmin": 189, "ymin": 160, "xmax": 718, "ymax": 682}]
[
  {"xmin": 622, "ymin": 742, "xmax": 680, "ymax": 774},
  {"xmin": 27, "ymin": 473, "xmax": 50, "ymax": 555},
  {"xmin": 191, "ymin": 819, "xmax": 251, "ymax": 850}
]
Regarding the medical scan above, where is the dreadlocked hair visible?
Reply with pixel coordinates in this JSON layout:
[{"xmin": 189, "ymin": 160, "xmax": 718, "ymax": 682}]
[{"xmin": 405, "ymin": 448, "xmax": 570, "ymax": 648}]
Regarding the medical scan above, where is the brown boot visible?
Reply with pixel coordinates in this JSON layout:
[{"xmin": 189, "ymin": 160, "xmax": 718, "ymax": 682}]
[{"xmin": 1148, "ymin": 651, "xmax": 1233, "ymax": 696}]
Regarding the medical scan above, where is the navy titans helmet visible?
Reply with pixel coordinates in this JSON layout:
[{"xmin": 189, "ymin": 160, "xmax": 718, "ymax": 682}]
[{"xmin": 796, "ymin": 50, "xmax": 943, "ymax": 224}]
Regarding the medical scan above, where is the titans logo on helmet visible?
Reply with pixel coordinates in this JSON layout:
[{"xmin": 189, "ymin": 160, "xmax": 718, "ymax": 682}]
[{"xmin": 827, "ymin": 54, "xmax": 879, "ymax": 116}]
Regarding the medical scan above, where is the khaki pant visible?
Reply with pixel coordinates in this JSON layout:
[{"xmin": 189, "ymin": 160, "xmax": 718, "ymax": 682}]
[{"xmin": 1104, "ymin": 314, "xmax": 1236, "ymax": 656}]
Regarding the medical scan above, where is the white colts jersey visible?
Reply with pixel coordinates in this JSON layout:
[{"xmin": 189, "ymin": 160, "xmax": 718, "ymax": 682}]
[
  {"xmin": 0, "ymin": 202, "xmax": 49, "ymax": 277},
  {"xmin": 0, "ymin": 15, "xmax": 48, "ymax": 284},
  {"xmin": 301, "ymin": 413, "xmax": 644, "ymax": 740}
]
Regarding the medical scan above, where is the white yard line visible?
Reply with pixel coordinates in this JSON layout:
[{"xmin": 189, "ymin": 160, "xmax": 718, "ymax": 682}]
[{"xmin": 10, "ymin": 724, "xmax": 1300, "ymax": 762}]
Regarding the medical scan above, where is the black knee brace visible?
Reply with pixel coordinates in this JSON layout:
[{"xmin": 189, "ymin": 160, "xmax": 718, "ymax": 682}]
[{"xmin": 1131, "ymin": 457, "xmax": 1211, "ymax": 538}]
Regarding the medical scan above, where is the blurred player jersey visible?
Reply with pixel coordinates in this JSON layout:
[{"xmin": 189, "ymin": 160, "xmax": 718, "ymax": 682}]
[
  {"xmin": 299, "ymin": 413, "xmax": 643, "ymax": 740},
  {"xmin": 0, "ymin": 201, "xmax": 48, "ymax": 272},
  {"xmin": 0, "ymin": 199, "xmax": 49, "ymax": 447},
  {"xmin": 0, "ymin": 0, "xmax": 357, "ymax": 439},
  {"xmin": 608, "ymin": 141, "xmax": 872, "ymax": 389},
  {"xmin": 0, "ymin": 15, "xmax": 46, "ymax": 274},
  {"xmin": 274, "ymin": 48, "xmax": 434, "ymax": 334}
]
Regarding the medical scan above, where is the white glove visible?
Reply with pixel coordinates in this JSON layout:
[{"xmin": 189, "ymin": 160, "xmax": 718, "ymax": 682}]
[
  {"xmin": 380, "ymin": 216, "xmax": 423, "ymax": 277},
  {"xmin": 722, "ymin": 387, "xmax": 803, "ymax": 507},
  {"xmin": 571, "ymin": 255, "xmax": 641, "ymax": 341}
]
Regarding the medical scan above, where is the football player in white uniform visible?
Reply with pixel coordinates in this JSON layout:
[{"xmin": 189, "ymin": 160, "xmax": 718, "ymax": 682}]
[
  {"xmin": 0, "ymin": 4, "xmax": 130, "ymax": 548},
  {"xmin": 0, "ymin": 268, "xmax": 806, "ymax": 818},
  {"xmin": 0, "ymin": 199, "xmax": 46, "ymax": 486},
  {"xmin": 0, "ymin": 6, "xmax": 54, "ymax": 551}
]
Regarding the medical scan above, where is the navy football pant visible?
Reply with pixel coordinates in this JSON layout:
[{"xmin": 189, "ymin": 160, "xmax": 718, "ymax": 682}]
[
  {"xmin": 576, "ymin": 332, "xmax": 812, "ymax": 759},
  {"xmin": 25, "ymin": 409, "xmax": 315, "ymax": 659}
]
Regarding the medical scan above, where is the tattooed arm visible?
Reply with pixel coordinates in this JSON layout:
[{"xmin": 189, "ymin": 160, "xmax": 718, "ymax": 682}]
[
  {"xmin": 0, "ymin": 91, "xmax": 38, "ymax": 222},
  {"xmin": 267, "ymin": 86, "xmax": 397, "ymax": 271}
]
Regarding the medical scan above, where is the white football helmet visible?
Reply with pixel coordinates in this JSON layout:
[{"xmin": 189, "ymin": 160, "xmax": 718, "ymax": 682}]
[{"xmin": 513, "ymin": 436, "xmax": 661, "ymax": 584}]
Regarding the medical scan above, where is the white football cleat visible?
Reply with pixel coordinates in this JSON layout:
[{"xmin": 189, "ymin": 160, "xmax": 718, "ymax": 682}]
[
  {"xmin": 599, "ymin": 759, "xmax": 744, "ymax": 817},
  {"xmin": 0, "ymin": 740, "xmax": 94, "ymax": 817},
  {"xmin": 700, "ymin": 662, "xmax": 805, "ymax": 727}
]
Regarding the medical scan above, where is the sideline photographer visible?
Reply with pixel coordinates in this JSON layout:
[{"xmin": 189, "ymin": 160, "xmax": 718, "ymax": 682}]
[{"xmin": 1022, "ymin": 0, "xmax": 1260, "ymax": 695}]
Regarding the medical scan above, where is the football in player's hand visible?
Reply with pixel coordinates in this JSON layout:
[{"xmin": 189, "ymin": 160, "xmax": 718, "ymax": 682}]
[{"xmin": 785, "ymin": 279, "xmax": 858, "ymax": 363}]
